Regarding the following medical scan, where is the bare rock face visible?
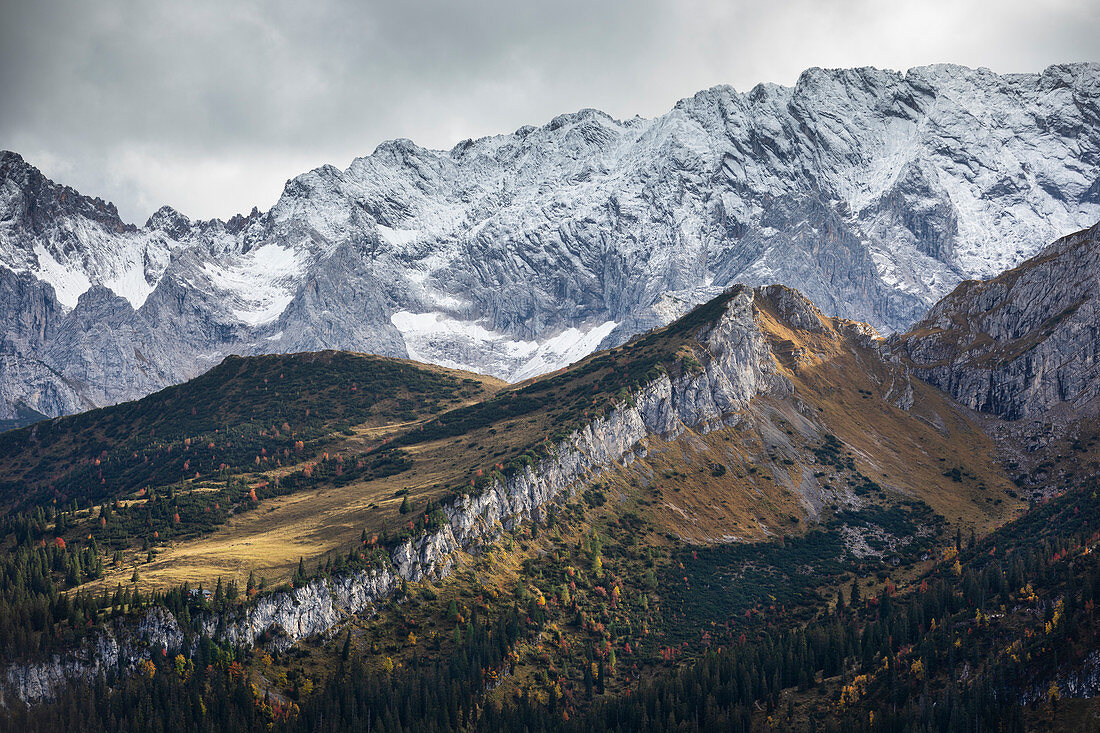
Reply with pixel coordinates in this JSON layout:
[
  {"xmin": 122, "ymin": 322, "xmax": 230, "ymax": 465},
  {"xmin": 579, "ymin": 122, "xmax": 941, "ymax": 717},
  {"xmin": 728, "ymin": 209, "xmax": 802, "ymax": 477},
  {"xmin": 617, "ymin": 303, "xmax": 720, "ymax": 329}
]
[
  {"xmin": 891, "ymin": 222, "xmax": 1100, "ymax": 421},
  {"xmin": 4, "ymin": 607, "xmax": 183, "ymax": 704},
  {"xmin": 406, "ymin": 286, "xmax": 794, "ymax": 578},
  {"xmin": 2, "ymin": 63, "xmax": 1099, "ymax": 421},
  {"xmin": 0, "ymin": 268, "xmax": 81, "ymax": 422},
  {"xmin": 205, "ymin": 568, "xmax": 398, "ymax": 652}
]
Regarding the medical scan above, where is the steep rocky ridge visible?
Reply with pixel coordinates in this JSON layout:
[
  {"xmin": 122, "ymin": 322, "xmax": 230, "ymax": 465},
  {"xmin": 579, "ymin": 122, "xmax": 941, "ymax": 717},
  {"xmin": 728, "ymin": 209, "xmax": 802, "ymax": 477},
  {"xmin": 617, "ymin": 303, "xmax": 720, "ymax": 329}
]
[
  {"xmin": 3, "ymin": 285, "xmax": 788, "ymax": 702},
  {"xmin": 2, "ymin": 62, "xmax": 1099, "ymax": 421},
  {"xmin": 4, "ymin": 607, "xmax": 183, "ymax": 704},
  {"xmin": 1, "ymin": 284, "xmax": 1022, "ymax": 703},
  {"xmin": 892, "ymin": 221, "xmax": 1100, "ymax": 421},
  {"xmin": 891, "ymin": 220, "xmax": 1100, "ymax": 492}
]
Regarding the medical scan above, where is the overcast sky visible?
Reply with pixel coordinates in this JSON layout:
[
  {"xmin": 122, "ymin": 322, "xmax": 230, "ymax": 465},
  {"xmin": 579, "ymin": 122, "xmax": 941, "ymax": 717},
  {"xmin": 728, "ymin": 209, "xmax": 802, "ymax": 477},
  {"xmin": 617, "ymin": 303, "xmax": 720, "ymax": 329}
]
[{"xmin": 1, "ymin": 0, "xmax": 1097, "ymax": 224}]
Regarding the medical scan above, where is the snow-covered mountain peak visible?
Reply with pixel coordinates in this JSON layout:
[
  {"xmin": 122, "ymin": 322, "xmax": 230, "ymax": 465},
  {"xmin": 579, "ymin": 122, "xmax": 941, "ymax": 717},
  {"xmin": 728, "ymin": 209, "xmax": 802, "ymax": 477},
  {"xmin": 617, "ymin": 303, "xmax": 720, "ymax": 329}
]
[
  {"xmin": 145, "ymin": 205, "xmax": 192, "ymax": 237},
  {"xmin": 1, "ymin": 63, "xmax": 1099, "ymax": 423},
  {"xmin": 0, "ymin": 150, "xmax": 133, "ymax": 235},
  {"xmin": 0, "ymin": 152, "xmax": 174, "ymax": 310}
]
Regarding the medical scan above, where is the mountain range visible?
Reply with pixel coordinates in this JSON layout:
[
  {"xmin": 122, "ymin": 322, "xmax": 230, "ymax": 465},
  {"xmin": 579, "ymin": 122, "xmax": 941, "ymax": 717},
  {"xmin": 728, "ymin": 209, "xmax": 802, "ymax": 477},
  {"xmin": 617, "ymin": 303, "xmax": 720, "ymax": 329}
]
[
  {"xmin": 2, "ymin": 206, "xmax": 1099, "ymax": 726},
  {"xmin": 2, "ymin": 62, "xmax": 1099, "ymax": 425}
]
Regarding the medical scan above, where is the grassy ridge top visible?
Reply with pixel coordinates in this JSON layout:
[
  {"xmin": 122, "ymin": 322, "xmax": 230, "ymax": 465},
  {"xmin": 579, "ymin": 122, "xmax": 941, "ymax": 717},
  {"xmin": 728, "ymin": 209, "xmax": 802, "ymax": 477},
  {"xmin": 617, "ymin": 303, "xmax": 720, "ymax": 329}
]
[
  {"xmin": 393, "ymin": 287, "xmax": 747, "ymax": 486},
  {"xmin": 0, "ymin": 351, "xmax": 502, "ymax": 513}
]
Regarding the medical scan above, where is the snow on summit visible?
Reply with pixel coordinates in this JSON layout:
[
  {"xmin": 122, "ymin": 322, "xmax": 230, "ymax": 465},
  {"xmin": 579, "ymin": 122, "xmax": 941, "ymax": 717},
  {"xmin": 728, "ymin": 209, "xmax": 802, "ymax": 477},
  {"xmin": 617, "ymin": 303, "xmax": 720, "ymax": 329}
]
[{"xmin": 1, "ymin": 63, "xmax": 1099, "ymax": 420}]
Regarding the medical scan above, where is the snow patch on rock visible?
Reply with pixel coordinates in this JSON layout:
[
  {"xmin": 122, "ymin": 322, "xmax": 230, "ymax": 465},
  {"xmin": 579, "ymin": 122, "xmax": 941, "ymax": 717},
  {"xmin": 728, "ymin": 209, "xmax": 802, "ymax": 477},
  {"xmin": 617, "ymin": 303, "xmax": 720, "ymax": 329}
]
[
  {"xmin": 391, "ymin": 310, "xmax": 618, "ymax": 381},
  {"xmin": 200, "ymin": 244, "xmax": 306, "ymax": 326}
]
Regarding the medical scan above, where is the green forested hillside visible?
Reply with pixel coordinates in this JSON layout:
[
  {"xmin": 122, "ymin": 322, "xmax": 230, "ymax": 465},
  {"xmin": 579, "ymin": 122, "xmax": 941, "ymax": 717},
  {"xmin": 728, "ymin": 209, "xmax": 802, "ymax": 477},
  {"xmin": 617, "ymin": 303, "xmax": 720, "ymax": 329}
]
[
  {"xmin": 8, "ymin": 479, "xmax": 1098, "ymax": 732},
  {"xmin": 0, "ymin": 287, "xmax": 1089, "ymax": 731}
]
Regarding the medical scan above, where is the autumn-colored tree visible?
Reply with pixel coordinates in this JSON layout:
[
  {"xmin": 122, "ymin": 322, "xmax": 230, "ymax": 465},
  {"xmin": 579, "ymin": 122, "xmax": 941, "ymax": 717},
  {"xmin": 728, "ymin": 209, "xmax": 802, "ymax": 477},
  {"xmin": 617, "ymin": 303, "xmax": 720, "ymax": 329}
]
[{"xmin": 173, "ymin": 654, "xmax": 193, "ymax": 682}]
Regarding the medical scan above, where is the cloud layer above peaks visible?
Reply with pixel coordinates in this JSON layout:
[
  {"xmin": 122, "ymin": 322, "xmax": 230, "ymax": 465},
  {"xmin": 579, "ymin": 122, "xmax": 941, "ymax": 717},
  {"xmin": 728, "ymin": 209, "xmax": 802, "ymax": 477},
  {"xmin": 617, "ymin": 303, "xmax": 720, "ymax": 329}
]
[{"xmin": 1, "ymin": 0, "xmax": 1096, "ymax": 223}]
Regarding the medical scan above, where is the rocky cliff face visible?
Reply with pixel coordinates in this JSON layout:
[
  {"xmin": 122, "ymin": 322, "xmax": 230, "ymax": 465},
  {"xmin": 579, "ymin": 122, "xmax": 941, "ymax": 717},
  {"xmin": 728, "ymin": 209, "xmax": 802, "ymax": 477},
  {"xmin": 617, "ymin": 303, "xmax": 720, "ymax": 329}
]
[
  {"xmin": 204, "ymin": 567, "xmax": 399, "ymax": 653},
  {"xmin": 891, "ymin": 221, "xmax": 1100, "ymax": 421},
  {"xmin": 2, "ymin": 62, "xmax": 1099, "ymax": 421},
  {"xmin": 1021, "ymin": 650, "xmax": 1100, "ymax": 705},
  {"xmin": 3, "ymin": 285, "xmax": 800, "ymax": 703},
  {"xmin": 4, "ymin": 607, "xmax": 183, "ymax": 704}
]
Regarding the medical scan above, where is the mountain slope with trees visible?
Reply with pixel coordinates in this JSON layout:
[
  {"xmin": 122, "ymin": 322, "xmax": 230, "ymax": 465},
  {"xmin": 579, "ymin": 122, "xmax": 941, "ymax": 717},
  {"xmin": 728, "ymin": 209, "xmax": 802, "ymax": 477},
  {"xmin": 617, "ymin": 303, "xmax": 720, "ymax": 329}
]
[{"xmin": 3, "ymin": 216, "xmax": 1100, "ymax": 725}]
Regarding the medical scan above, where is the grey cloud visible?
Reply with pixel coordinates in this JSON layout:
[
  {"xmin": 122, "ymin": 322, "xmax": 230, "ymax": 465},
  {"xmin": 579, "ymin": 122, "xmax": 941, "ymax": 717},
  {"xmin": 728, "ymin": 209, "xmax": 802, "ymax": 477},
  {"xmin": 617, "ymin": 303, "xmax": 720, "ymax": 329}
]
[{"xmin": 1, "ymin": 0, "xmax": 1096, "ymax": 222}]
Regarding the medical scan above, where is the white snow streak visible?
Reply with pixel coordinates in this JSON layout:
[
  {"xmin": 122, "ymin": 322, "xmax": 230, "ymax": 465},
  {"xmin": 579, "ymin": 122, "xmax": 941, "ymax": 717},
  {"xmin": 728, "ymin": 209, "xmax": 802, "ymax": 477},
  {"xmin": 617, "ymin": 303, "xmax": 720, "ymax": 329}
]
[
  {"xmin": 390, "ymin": 311, "xmax": 618, "ymax": 382},
  {"xmin": 201, "ymin": 244, "xmax": 305, "ymax": 326},
  {"xmin": 32, "ymin": 244, "xmax": 91, "ymax": 309}
]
